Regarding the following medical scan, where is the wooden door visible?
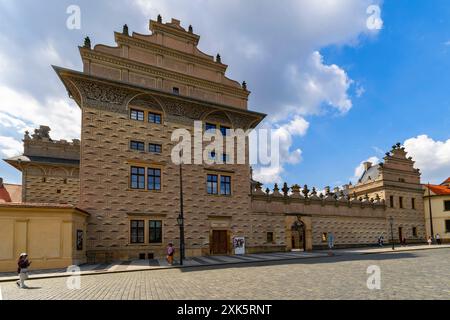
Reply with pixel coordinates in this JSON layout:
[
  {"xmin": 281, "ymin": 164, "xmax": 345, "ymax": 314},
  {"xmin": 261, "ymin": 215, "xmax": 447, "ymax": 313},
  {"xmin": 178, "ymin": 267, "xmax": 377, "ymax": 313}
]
[{"xmin": 212, "ymin": 230, "xmax": 228, "ymax": 254}]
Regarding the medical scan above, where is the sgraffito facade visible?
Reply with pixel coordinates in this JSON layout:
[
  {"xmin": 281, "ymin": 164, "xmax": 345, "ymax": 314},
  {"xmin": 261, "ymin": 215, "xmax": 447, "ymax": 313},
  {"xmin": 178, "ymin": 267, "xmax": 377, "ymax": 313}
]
[{"xmin": 3, "ymin": 17, "xmax": 427, "ymax": 265}]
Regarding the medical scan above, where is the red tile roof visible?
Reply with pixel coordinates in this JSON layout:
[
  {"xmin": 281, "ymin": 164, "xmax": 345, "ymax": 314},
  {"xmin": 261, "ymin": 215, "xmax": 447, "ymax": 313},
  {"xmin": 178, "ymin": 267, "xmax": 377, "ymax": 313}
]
[
  {"xmin": 0, "ymin": 186, "xmax": 12, "ymax": 202},
  {"xmin": 0, "ymin": 202, "xmax": 90, "ymax": 215},
  {"xmin": 442, "ymin": 177, "xmax": 450, "ymax": 185},
  {"xmin": 426, "ymin": 184, "xmax": 450, "ymax": 196}
]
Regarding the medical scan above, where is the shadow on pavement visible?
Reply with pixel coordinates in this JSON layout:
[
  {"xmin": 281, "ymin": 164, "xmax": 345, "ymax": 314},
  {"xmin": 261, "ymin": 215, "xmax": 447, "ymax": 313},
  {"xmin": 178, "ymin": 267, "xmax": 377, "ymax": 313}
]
[{"xmin": 175, "ymin": 251, "xmax": 419, "ymax": 273}]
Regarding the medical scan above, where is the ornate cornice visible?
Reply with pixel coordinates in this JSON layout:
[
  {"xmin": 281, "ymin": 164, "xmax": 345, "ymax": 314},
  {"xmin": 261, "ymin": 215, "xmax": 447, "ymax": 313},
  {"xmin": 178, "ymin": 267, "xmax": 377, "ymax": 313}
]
[
  {"xmin": 54, "ymin": 67, "xmax": 265, "ymax": 130},
  {"xmin": 114, "ymin": 33, "xmax": 227, "ymax": 72},
  {"xmin": 80, "ymin": 48, "xmax": 247, "ymax": 99}
]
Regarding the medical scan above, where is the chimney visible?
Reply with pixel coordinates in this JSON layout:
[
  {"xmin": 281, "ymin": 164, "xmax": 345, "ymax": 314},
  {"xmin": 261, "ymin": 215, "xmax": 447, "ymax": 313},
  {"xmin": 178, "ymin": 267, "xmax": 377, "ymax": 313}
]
[
  {"xmin": 0, "ymin": 177, "xmax": 3, "ymax": 188},
  {"xmin": 363, "ymin": 161, "xmax": 372, "ymax": 171}
]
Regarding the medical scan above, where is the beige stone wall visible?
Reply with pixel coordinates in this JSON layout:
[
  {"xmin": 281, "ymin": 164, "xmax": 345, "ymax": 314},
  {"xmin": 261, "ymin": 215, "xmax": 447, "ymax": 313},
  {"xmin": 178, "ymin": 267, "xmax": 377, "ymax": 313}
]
[{"xmin": 0, "ymin": 205, "xmax": 88, "ymax": 272}]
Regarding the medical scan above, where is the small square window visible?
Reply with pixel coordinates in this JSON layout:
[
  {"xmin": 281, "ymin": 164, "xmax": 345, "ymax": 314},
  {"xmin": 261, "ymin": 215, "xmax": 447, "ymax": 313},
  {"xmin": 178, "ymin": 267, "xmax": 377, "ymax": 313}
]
[
  {"xmin": 130, "ymin": 141, "xmax": 145, "ymax": 151},
  {"xmin": 444, "ymin": 201, "xmax": 450, "ymax": 212},
  {"xmin": 149, "ymin": 112, "xmax": 162, "ymax": 124},
  {"xmin": 149, "ymin": 143, "xmax": 162, "ymax": 154},
  {"xmin": 130, "ymin": 109, "xmax": 144, "ymax": 121},
  {"xmin": 172, "ymin": 87, "xmax": 180, "ymax": 95}
]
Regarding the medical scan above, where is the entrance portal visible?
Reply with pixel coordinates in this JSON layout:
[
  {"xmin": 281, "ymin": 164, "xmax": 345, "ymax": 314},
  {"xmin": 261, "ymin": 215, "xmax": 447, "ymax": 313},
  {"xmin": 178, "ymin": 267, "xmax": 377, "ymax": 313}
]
[
  {"xmin": 291, "ymin": 220, "xmax": 306, "ymax": 251},
  {"xmin": 211, "ymin": 230, "xmax": 228, "ymax": 254}
]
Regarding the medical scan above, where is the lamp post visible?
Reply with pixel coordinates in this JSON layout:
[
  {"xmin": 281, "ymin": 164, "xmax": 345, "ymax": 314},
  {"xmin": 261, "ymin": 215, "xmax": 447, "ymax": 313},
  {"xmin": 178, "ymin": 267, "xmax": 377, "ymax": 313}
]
[
  {"xmin": 389, "ymin": 216, "xmax": 395, "ymax": 250},
  {"xmin": 177, "ymin": 150, "xmax": 185, "ymax": 266}
]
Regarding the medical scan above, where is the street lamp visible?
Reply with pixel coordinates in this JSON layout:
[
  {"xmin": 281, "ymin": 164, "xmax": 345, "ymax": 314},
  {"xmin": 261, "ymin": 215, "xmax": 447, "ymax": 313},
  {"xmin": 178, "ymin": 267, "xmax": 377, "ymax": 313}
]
[
  {"xmin": 178, "ymin": 152, "xmax": 186, "ymax": 266},
  {"xmin": 389, "ymin": 216, "xmax": 395, "ymax": 250}
]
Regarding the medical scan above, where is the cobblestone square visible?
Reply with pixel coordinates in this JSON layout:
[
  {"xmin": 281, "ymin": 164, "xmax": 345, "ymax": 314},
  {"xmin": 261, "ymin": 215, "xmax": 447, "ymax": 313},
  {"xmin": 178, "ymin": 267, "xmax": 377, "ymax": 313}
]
[{"xmin": 1, "ymin": 249, "xmax": 449, "ymax": 300}]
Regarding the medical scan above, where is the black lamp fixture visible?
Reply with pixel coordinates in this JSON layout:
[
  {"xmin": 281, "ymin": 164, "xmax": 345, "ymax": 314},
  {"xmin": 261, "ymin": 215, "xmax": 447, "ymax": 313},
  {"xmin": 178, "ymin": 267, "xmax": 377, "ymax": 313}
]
[{"xmin": 177, "ymin": 214, "xmax": 184, "ymax": 227}]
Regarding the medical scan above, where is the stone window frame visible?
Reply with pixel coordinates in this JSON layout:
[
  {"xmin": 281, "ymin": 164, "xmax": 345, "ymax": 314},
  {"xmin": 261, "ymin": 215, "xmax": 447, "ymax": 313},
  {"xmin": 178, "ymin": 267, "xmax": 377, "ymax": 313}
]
[
  {"xmin": 149, "ymin": 220, "xmax": 163, "ymax": 244},
  {"xmin": 130, "ymin": 220, "xmax": 145, "ymax": 244},
  {"xmin": 147, "ymin": 168, "xmax": 162, "ymax": 191},
  {"xmin": 130, "ymin": 140, "xmax": 145, "ymax": 152},
  {"xmin": 149, "ymin": 143, "xmax": 162, "ymax": 154},
  {"xmin": 130, "ymin": 108, "xmax": 145, "ymax": 121},
  {"xmin": 129, "ymin": 106, "xmax": 163, "ymax": 125},
  {"xmin": 130, "ymin": 166, "xmax": 146, "ymax": 190},
  {"xmin": 128, "ymin": 163, "xmax": 164, "ymax": 192},
  {"xmin": 206, "ymin": 171, "xmax": 234, "ymax": 197},
  {"xmin": 127, "ymin": 214, "xmax": 167, "ymax": 246}
]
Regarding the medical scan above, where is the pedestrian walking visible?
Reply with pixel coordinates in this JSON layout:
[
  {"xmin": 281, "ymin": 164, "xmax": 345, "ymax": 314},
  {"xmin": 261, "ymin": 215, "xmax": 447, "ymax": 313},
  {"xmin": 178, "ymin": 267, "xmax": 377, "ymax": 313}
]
[
  {"xmin": 16, "ymin": 253, "xmax": 31, "ymax": 289},
  {"xmin": 378, "ymin": 235, "xmax": 384, "ymax": 247},
  {"xmin": 436, "ymin": 234, "xmax": 441, "ymax": 245},
  {"xmin": 166, "ymin": 243, "xmax": 175, "ymax": 265},
  {"xmin": 427, "ymin": 236, "xmax": 432, "ymax": 246}
]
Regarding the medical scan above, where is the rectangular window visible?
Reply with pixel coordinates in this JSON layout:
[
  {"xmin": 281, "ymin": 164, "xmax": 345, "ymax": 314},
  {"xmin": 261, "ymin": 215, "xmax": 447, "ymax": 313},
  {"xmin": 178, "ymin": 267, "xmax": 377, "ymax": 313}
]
[
  {"xmin": 130, "ymin": 109, "xmax": 144, "ymax": 121},
  {"xmin": 390, "ymin": 196, "xmax": 394, "ymax": 208},
  {"xmin": 205, "ymin": 123, "xmax": 217, "ymax": 134},
  {"xmin": 220, "ymin": 126, "xmax": 230, "ymax": 136},
  {"xmin": 172, "ymin": 87, "xmax": 180, "ymax": 95},
  {"xmin": 149, "ymin": 143, "xmax": 162, "ymax": 154},
  {"xmin": 130, "ymin": 140, "xmax": 145, "ymax": 151},
  {"xmin": 444, "ymin": 200, "xmax": 450, "ymax": 212},
  {"xmin": 148, "ymin": 112, "xmax": 162, "ymax": 124},
  {"xmin": 131, "ymin": 166, "xmax": 145, "ymax": 190},
  {"xmin": 399, "ymin": 197, "xmax": 403, "ymax": 209},
  {"xmin": 149, "ymin": 220, "xmax": 162, "ymax": 243},
  {"xmin": 147, "ymin": 168, "xmax": 161, "ymax": 191},
  {"xmin": 267, "ymin": 232, "xmax": 274, "ymax": 243},
  {"xmin": 207, "ymin": 174, "xmax": 218, "ymax": 195},
  {"xmin": 412, "ymin": 227, "xmax": 417, "ymax": 237},
  {"xmin": 220, "ymin": 176, "xmax": 232, "ymax": 195},
  {"xmin": 446, "ymin": 220, "xmax": 450, "ymax": 233},
  {"xmin": 412, "ymin": 198, "xmax": 416, "ymax": 210},
  {"xmin": 130, "ymin": 220, "xmax": 145, "ymax": 244}
]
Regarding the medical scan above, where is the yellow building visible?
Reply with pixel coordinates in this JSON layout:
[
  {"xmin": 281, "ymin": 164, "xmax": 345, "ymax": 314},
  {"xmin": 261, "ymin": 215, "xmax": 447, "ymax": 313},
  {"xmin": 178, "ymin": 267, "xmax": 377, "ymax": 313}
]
[
  {"xmin": 0, "ymin": 203, "xmax": 88, "ymax": 272},
  {"xmin": 424, "ymin": 178, "xmax": 450, "ymax": 243}
]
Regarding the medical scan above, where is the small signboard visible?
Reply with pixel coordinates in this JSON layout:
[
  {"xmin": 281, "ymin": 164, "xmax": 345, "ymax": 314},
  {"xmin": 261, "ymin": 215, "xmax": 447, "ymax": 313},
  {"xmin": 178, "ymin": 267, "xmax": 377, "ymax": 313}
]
[{"xmin": 233, "ymin": 237, "xmax": 245, "ymax": 255}]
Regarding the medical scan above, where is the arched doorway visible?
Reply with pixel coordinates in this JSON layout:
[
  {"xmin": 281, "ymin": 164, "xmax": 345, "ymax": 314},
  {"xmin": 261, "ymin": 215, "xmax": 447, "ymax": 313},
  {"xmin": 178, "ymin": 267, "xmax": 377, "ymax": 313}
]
[{"xmin": 291, "ymin": 220, "xmax": 306, "ymax": 251}]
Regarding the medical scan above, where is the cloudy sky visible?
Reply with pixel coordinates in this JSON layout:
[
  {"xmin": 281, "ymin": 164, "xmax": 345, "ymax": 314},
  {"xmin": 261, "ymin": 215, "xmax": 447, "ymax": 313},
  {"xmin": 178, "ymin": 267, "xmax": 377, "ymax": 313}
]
[{"xmin": 0, "ymin": 0, "xmax": 449, "ymax": 188}]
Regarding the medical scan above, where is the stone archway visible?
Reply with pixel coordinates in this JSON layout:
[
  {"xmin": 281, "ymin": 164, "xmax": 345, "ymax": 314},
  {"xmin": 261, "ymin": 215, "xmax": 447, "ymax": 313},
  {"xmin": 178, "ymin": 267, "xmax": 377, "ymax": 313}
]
[{"xmin": 285, "ymin": 215, "xmax": 313, "ymax": 252}]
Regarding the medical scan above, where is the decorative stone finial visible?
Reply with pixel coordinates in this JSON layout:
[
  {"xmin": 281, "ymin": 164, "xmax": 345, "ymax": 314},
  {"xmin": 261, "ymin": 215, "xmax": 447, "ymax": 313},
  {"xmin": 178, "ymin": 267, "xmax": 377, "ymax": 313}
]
[
  {"xmin": 188, "ymin": 25, "xmax": 193, "ymax": 33},
  {"xmin": 265, "ymin": 188, "xmax": 270, "ymax": 195},
  {"xmin": 302, "ymin": 185, "xmax": 310, "ymax": 198},
  {"xmin": 24, "ymin": 130, "xmax": 31, "ymax": 140},
  {"xmin": 282, "ymin": 183, "xmax": 289, "ymax": 196},
  {"xmin": 325, "ymin": 186, "xmax": 331, "ymax": 195},
  {"xmin": 84, "ymin": 36, "xmax": 91, "ymax": 49},
  {"xmin": 216, "ymin": 54, "xmax": 221, "ymax": 63},
  {"xmin": 242, "ymin": 81, "xmax": 247, "ymax": 91},
  {"xmin": 157, "ymin": 14, "xmax": 162, "ymax": 23},
  {"xmin": 123, "ymin": 24, "xmax": 129, "ymax": 36}
]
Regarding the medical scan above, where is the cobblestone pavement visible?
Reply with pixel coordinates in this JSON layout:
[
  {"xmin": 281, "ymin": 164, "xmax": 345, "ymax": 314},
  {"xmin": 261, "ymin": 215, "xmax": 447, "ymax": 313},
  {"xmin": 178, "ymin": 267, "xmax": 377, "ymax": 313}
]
[{"xmin": 1, "ymin": 249, "xmax": 449, "ymax": 300}]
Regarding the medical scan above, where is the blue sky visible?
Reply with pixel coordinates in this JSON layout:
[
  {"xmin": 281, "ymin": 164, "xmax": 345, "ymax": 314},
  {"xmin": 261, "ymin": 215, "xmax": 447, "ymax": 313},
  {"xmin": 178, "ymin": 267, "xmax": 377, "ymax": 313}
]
[{"xmin": 0, "ymin": 0, "xmax": 449, "ymax": 188}]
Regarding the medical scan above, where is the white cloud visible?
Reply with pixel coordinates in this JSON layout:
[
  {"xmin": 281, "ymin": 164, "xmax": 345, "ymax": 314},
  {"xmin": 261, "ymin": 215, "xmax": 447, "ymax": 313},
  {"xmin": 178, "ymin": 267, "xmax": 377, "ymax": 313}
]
[
  {"xmin": 351, "ymin": 156, "xmax": 380, "ymax": 184},
  {"xmin": 286, "ymin": 51, "xmax": 353, "ymax": 117},
  {"xmin": 0, "ymin": 85, "xmax": 81, "ymax": 141},
  {"xmin": 0, "ymin": 136, "xmax": 22, "ymax": 158},
  {"xmin": 252, "ymin": 117, "xmax": 309, "ymax": 184},
  {"xmin": 404, "ymin": 135, "xmax": 450, "ymax": 184}
]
